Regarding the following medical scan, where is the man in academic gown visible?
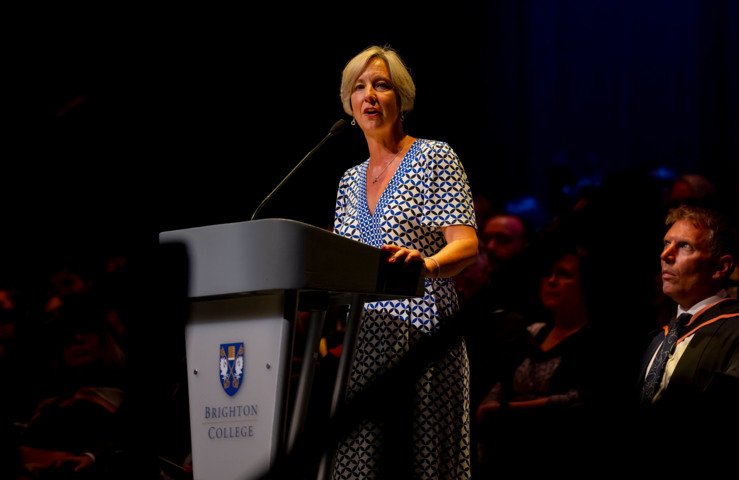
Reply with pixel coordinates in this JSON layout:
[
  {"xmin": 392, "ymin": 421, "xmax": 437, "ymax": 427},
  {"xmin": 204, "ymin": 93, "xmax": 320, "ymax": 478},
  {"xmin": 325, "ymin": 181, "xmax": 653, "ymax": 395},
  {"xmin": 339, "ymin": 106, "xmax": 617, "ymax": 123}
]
[{"xmin": 635, "ymin": 204, "xmax": 738, "ymax": 469}]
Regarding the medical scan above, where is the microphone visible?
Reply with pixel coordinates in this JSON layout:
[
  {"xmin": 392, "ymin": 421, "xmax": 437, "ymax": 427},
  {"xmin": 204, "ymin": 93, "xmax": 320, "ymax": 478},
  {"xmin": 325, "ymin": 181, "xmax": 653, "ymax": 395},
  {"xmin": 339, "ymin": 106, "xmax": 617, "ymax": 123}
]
[{"xmin": 250, "ymin": 118, "xmax": 349, "ymax": 221}]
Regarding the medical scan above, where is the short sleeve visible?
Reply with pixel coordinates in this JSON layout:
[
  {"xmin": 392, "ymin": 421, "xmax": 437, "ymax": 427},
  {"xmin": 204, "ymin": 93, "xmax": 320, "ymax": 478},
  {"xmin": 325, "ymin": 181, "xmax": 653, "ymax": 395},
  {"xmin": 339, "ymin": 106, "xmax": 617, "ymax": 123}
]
[{"xmin": 420, "ymin": 141, "xmax": 477, "ymax": 229}]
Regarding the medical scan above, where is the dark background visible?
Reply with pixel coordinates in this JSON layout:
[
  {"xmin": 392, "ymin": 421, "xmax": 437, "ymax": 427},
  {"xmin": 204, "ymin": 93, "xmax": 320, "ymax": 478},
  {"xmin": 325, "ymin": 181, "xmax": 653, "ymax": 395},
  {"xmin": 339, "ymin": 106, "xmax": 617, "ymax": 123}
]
[{"xmin": 3, "ymin": 1, "xmax": 737, "ymax": 276}]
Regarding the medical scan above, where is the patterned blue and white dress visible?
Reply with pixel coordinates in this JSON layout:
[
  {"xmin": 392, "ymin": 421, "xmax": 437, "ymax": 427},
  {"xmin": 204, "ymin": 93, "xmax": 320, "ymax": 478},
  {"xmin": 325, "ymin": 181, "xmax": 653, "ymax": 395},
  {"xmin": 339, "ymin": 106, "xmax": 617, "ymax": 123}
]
[{"xmin": 332, "ymin": 138, "xmax": 476, "ymax": 479}]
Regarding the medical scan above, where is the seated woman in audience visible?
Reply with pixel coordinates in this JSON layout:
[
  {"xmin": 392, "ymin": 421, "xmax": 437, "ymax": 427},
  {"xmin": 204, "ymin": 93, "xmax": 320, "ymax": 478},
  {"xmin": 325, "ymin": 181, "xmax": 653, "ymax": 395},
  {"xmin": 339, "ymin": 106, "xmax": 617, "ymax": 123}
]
[{"xmin": 474, "ymin": 239, "xmax": 598, "ymax": 474}]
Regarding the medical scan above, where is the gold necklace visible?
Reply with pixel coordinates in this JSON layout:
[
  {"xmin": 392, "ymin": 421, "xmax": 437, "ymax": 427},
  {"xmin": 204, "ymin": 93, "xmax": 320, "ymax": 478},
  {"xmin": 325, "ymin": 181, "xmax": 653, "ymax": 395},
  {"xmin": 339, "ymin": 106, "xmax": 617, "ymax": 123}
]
[{"xmin": 371, "ymin": 138, "xmax": 407, "ymax": 184}]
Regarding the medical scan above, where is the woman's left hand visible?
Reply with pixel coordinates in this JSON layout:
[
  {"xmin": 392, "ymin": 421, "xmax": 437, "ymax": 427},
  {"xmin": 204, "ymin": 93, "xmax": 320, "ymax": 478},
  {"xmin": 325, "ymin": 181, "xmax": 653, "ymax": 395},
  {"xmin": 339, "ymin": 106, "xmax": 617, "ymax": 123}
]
[{"xmin": 381, "ymin": 245, "xmax": 424, "ymax": 266}]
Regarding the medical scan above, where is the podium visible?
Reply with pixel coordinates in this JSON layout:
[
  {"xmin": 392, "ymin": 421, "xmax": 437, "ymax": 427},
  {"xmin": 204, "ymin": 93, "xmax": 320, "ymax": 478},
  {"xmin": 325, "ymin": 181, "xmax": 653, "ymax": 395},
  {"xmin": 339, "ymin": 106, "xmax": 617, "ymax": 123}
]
[{"xmin": 159, "ymin": 218, "xmax": 423, "ymax": 480}]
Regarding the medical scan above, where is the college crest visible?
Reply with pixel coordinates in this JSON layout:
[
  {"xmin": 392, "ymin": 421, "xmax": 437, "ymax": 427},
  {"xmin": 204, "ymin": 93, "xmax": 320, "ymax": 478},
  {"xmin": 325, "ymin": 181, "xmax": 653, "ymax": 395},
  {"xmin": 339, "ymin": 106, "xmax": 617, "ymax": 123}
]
[{"xmin": 219, "ymin": 342, "xmax": 245, "ymax": 396}]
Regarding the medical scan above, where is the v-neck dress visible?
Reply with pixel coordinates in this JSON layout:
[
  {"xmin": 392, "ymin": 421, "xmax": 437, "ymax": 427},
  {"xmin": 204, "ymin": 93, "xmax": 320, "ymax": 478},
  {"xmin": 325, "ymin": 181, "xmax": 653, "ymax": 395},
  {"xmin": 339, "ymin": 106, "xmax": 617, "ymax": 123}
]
[{"xmin": 331, "ymin": 138, "xmax": 476, "ymax": 479}]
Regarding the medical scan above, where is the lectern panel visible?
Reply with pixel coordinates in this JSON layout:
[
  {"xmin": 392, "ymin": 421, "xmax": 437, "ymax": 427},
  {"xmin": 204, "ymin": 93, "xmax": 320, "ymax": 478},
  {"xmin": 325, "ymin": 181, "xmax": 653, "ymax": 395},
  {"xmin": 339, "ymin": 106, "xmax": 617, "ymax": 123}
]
[{"xmin": 186, "ymin": 294, "xmax": 290, "ymax": 480}]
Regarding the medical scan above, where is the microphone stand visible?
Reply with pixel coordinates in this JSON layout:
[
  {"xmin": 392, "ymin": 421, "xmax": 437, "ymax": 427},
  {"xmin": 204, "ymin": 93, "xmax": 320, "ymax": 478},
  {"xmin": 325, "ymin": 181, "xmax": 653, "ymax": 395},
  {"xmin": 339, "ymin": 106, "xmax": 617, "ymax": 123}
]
[{"xmin": 251, "ymin": 119, "xmax": 348, "ymax": 220}]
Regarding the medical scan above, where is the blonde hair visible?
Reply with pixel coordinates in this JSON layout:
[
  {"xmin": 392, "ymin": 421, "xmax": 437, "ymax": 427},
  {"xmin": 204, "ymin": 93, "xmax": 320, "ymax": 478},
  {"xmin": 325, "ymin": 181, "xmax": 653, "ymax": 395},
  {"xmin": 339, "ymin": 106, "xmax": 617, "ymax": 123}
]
[
  {"xmin": 666, "ymin": 204, "xmax": 738, "ymax": 267},
  {"xmin": 339, "ymin": 45, "xmax": 416, "ymax": 117}
]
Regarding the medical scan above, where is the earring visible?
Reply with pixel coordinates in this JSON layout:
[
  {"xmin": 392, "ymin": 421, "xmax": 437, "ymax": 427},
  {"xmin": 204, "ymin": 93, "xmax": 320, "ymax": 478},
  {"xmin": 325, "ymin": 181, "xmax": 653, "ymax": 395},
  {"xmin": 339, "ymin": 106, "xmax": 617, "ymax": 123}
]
[
  {"xmin": 400, "ymin": 112, "xmax": 405, "ymax": 122},
  {"xmin": 350, "ymin": 118, "xmax": 356, "ymax": 126}
]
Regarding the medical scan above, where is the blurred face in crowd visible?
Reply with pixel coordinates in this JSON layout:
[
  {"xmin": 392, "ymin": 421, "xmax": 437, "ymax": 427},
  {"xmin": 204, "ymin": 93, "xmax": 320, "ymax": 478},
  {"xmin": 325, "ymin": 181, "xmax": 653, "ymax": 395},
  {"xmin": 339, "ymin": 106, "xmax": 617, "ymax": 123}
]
[
  {"xmin": 660, "ymin": 219, "xmax": 721, "ymax": 309},
  {"xmin": 539, "ymin": 254, "xmax": 583, "ymax": 312},
  {"xmin": 481, "ymin": 215, "xmax": 527, "ymax": 267},
  {"xmin": 668, "ymin": 179, "xmax": 695, "ymax": 206},
  {"xmin": 454, "ymin": 249, "xmax": 493, "ymax": 303},
  {"xmin": 62, "ymin": 323, "xmax": 103, "ymax": 369}
]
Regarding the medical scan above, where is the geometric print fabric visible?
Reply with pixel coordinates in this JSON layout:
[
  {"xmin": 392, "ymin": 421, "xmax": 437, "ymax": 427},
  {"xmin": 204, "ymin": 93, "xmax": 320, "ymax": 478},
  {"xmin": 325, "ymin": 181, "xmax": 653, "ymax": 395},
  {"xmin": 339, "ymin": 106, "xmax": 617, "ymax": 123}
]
[{"xmin": 331, "ymin": 139, "xmax": 476, "ymax": 479}]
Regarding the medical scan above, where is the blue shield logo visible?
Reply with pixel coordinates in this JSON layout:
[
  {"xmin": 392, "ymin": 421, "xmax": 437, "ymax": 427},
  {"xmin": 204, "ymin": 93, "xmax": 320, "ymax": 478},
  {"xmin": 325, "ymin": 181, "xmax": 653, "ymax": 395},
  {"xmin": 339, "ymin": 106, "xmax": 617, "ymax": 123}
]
[{"xmin": 219, "ymin": 342, "xmax": 245, "ymax": 396}]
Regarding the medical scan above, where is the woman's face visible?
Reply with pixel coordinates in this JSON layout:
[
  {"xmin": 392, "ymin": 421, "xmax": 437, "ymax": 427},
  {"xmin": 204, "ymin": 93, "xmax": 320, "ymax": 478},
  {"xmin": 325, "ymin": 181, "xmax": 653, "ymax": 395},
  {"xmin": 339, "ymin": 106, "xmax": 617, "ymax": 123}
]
[
  {"xmin": 539, "ymin": 254, "xmax": 583, "ymax": 310},
  {"xmin": 350, "ymin": 58, "xmax": 401, "ymax": 135}
]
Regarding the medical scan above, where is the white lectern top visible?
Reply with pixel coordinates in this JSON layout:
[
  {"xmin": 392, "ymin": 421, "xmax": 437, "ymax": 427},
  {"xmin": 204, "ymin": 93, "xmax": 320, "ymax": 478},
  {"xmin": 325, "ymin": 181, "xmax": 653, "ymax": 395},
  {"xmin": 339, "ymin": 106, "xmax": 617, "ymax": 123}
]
[{"xmin": 158, "ymin": 218, "xmax": 424, "ymax": 299}]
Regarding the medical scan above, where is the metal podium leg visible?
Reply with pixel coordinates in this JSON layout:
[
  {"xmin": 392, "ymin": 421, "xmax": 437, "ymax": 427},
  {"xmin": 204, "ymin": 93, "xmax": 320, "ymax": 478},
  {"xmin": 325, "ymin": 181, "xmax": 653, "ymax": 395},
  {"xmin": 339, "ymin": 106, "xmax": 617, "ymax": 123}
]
[
  {"xmin": 316, "ymin": 293, "xmax": 367, "ymax": 480},
  {"xmin": 329, "ymin": 294, "xmax": 366, "ymax": 415},
  {"xmin": 287, "ymin": 309, "xmax": 326, "ymax": 454}
]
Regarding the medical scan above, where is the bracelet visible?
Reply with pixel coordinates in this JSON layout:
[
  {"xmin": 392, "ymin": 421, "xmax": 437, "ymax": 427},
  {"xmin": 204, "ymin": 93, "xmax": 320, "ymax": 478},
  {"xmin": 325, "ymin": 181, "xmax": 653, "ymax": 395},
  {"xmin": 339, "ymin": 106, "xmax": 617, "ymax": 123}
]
[
  {"xmin": 426, "ymin": 256, "xmax": 441, "ymax": 278},
  {"xmin": 82, "ymin": 452, "xmax": 97, "ymax": 463}
]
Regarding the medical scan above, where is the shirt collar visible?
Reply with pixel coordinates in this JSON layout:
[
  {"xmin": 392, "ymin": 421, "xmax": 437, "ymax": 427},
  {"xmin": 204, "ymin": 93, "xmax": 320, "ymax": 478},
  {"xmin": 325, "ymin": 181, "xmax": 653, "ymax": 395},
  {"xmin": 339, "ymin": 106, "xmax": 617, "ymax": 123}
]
[{"xmin": 678, "ymin": 289, "xmax": 728, "ymax": 317}]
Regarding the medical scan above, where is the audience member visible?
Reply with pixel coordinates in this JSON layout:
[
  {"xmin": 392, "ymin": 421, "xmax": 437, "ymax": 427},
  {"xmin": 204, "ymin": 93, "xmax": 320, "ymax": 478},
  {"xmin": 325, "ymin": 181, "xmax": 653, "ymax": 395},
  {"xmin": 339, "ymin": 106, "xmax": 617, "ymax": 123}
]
[
  {"xmin": 666, "ymin": 172, "xmax": 718, "ymax": 209},
  {"xmin": 482, "ymin": 214, "xmax": 529, "ymax": 270},
  {"xmin": 18, "ymin": 293, "xmax": 128, "ymax": 479},
  {"xmin": 462, "ymin": 212, "xmax": 535, "ymax": 407},
  {"xmin": 0, "ymin": 286, "xmax": 28, "ymax": 479},
  {"xmin": 454, "ymin": 193, "xmax": 495, "ymax": 306},
  {"xmin": 43, "ymin": 264, "xmax": 92, "ymax": 314},
  {"xmin": 637, "ymin": 205, "xmax": 738, "ymax": 426},
  {"xmin": 474, "ymin": 238, "xmax": 598, "ymax": 475},
  {"xmin": 453, "ymin": 249, "xmax": 492, "ymax": 307}
]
